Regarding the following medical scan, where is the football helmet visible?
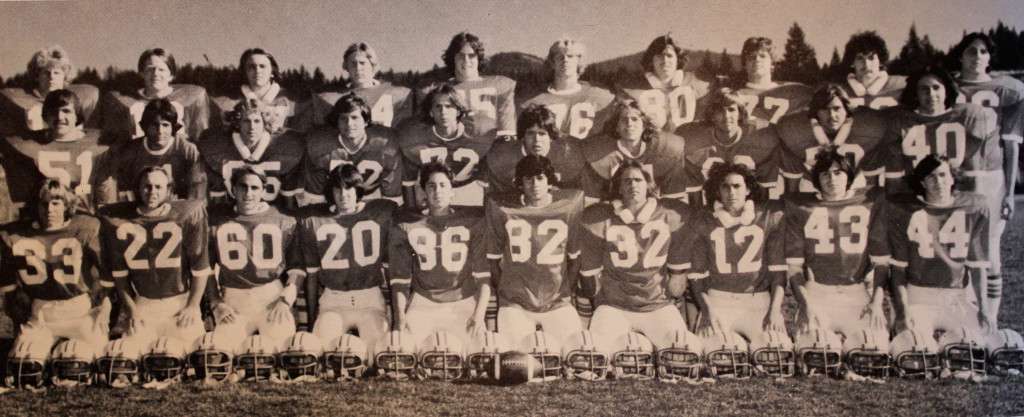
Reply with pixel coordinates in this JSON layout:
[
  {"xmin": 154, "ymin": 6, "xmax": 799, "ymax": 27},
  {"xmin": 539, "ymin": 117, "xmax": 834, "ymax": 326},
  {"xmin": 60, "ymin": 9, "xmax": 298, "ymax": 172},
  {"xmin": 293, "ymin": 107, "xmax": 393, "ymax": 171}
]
[
  {"xmin": 795, "ymin": 328, "xmax": 843, "ymax": 377},
  {"xmin": 375, "ymin": 330, "xmax": 418, "ymax": 380},
  {"xmin": 561, "ymin": 330, "xmax": 609, "ymax": 381},
  {"xmin": 325, "ymin": 334, "xmax": 369, "ymax": 381},
  {"xmin": 466, "ymin": 331, "xmax": 510, "ymax": 379},
  {"xmin": 749, "ymin": 330, "xmax": 796, "ymax": 377},
  {"xmin": 278, "ymin": 331, "xmax": 324, "ymax": 381},
  {"xmin": 656, "ymin": 329, "xmax": 704, "ymax": 382},
  {"xmin": 938, "ymin": 327, "xmax": 987, "ymax": 376},
  {"xmin": 141, "ymin": 336, "xmax": 188, "ymax": 383},
  {"xmin": 96, "ymin": 337, "xmax": 143, "ymax": 388},
  {"xmin": 188, "ymin": 331, "xmax": 235, "ymax": 382},
  {"xmin": 518, "ymin": 331, "xmax": 563, "ymax": 381},
  {"xmin": 843, "ymin": 328, "xmax": 892, "ymax": 379},
  {"xmin": 610, "ymin": 332, "xmax": 656, "ymax": 380},
  {"xmin": 6, "ymin": 332, "xmax": 53, "ymax": 389},
  {"xmin": 418, "ymin": 332, "xmax": 466, "ymax": 381},
  {"xmin": 890, "ymin": 329, "xmax": 941, "ymax": 378},
  {"xmin": 987, "ymin": 329, "xmax": 1024, "ymax": 376},
  {"xmin": 702, "ymin": 331, "xmax": 752, "ymax": 378},
  {"xmin": 50, "ymin": 339, "xmax": 98, "ymax": 387},
  {"xmin": 234, "ymin": 334, "xmax": 278, "ymax": 381}
]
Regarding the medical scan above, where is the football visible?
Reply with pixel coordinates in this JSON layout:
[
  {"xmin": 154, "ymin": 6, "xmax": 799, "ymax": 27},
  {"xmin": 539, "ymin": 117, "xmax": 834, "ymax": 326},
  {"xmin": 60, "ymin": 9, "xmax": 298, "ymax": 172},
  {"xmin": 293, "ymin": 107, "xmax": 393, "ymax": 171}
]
[{"xmin": 496, "ymin": 351, "xmax": 542, "ymax": 385}]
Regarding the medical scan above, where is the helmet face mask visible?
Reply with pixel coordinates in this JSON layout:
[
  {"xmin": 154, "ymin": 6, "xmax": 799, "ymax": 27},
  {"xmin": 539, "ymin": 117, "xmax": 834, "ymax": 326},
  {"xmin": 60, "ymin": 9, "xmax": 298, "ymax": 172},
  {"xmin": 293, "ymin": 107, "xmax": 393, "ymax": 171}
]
[
  {"xmin": 467, "ymin": 332, "xmax": 509, "ymax": 380},
  {"xmin": 703, "ymin": 332, "xmax": 751, "ymax": 379},
  {"xmin": 891, "ymin": 329, "xmax": 941, "ymax": 378},
  {"xmin": 845, "ymin": 348, "xmax": 892, "ymax": 379},
  {"xmin": 657, "ymin": 349, "xmax": 702, "ymax": 381},
  {"xmin": 611, "ymin": 332, "xmax": 655, "ymax": 380},
  {"xmin": 6, "ymin": 333, "xmax": 52, "ymax": 389},
  {"xmin": 988, "ymin": 329, "xmax": 1024, "ymax": 376},
  {"xmin": 753, "ymin": 347, "xmax": 797, "ymax": 377},
  {"xmin": 277, "ymin": 332, "xmax": 324, "ymax": 382},
  {"xmin": 50, "ymin": 339, "xmax": 96, "ymax": 387},
  {"xmin": 519, "ymin": 331, "xmax": 563, "ymax": 381},
  {"xmin": 420, "ymin": 351, "xmax": 464, "ymax": 381},
  {"xmin": 141, "ymin": 337, "xmax": 188, "ymax": 383},
  {"xmin": 796, "ymin": 329, "xmax": 843, "ymax": 377},
  {"xmin": 564, "ymin": 350, "xmax": 609, "ymax": 381},
  {"xmin": 325, "ymin": 334, "xmax": 369, "ymax": 382},
  {"xmin": 96, "ymin": 338, "xmax": 142, "ymax": 388},
  {"xmin": 939, "ymin": 328, "xmax": 986, "ymax": 376},
  {"xmin": 188, "ymin": 331, "xmax": 235, "ymax": 382},
  {"xmin": 6, "ymin": 358, "xmax": 47, "ymax": 389},
  {"xmin": 234, "ymin": 335, "xmax": 278, "ymax": 382},
  {"xmin": 376, "ymin": 331, "xmax": 418, "ymax": 381}
]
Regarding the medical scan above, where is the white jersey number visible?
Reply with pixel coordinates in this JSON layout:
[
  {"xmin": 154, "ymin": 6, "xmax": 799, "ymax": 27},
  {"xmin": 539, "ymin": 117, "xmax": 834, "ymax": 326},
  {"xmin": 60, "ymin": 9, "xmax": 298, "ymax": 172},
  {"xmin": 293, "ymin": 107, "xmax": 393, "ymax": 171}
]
[
  {"xmin": 546, "ymin": 102, "xmax": 598, "ymax": 139},
  {"xmin": 37, "ymin": 151, "xmax": 94, "ymax": 196},
  {"xmin": 804, "ymin": 205, "xmax": 870, "ymax": 254},
  {"xmin": 223, "ymin": 160, "xmax": 282, "ymax": 201},
  {"xmin": 12, "ymin": 238, "xmax": 83, "ymax": 286},
  {"xmin": 607, "ymin": 220, "xmax": 670, "ymax": 269},
  {"xmin": 216, "ymin": 223, "xmax": 283, "ymax": 270},
  {"xmin": 907, "ymin": 209, "xmax": 970, "ymax": 259},
  {"xmin": 408, "ymin": 226, "xmax": 470, "ymax": 272},
  {"xmin": 506, "ymin": 219, "xmax": 568, "ymax": 265},
  {"xmin": 117, "ymin": 222, "xmax": 183, "ymax": 270},
  {"xmin": 709, "ymin": 225, "xmax": 764, "ymax": 274},
  {"xmin": 315, "ymin": 221, "xmax": 381, "ymax": 269},
  {"xmin": 902, "ymin": 123, "xmax": 966, "ymax": 167},
  {"xmin": 418, "ymin": 147, "xmax": 480, "ymax": 183}
]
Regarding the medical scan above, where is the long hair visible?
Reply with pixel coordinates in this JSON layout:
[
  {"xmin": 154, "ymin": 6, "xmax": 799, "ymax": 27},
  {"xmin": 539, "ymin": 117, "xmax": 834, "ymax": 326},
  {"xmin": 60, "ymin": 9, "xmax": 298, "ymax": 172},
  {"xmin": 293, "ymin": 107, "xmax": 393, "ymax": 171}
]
[
  {"xmin": 443, "ymin": 32, "xmax": 487, "ymax": 74},
  {"xmin": 605, "ymin": 160, "xmax": 658, "ymax": 202},
  {"xmin": 703, "ymin": 161, "xmax": 762, "ymax": 205},
  {"xmin": 41, "ymin": 89, "xmax": 85, "ymax": 126},
  {"xmin": 239, "ymin": 48, "xmax": 281, "ymax": 85},
  {"xmin": 899, "ymin": 66, "xmax": 959, "ymax": 111},
  {"xmin": 602, "ymin": 99, "xmax": 659, "ymax": 143},
  {"xmin": 809, "ymin": 147, "xmax": 859, "ymax": 192},
  {"xmin": 324, "ymin": 164, "xmax": 366, "ymax": 206}
]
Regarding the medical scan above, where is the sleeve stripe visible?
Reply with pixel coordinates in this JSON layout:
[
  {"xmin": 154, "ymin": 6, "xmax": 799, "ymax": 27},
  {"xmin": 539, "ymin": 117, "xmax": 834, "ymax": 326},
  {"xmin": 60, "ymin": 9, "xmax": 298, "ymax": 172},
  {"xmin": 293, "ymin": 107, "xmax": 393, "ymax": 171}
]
[
  {"xmin": 402, "ymin": 180, "xmax": 417, "ymax": 186},
  {"xmin": 861, "ymin": 168, "xmax": 884, "ymax": 176},
  {"xmin": 580, "ymin": 267, "xmax": 602, "ymax": 277},
  {"xmin": 768, "ymin": 265, "xmax": 788, "ymax": 272},
  {"xmin": 868, "ymin": 255, "xmax": 890, "ymax": 265},
  {"xmin": 786, "ymin": 257, "xmax": 805, "ymax": 266},
  {"xmin": 1002, "ymin": 134, "xmax": 1023, "ymax": 143},
  {"xmin": 496, "ymin": 130, "xmax": 516, "ymax": 137},
  {"xmin": 486, "ymin": 253, "xmax": 503, "ymax": 260},
  {"xmin": 100, "ymin": 281, "xmax": 115, "ymax": 288},
  {"xmin": 191, "ymin": 268, "xmax": 213, "ymax": 277},
  {"xmin": 966, "ymin": 261, "xmax": 991, "ymax": 268},
  {"xmin": 209, "ymin": 191, "xmax": 227, "ymax": 197},
  {"xmin": 663, "ymin": 192, "xmax": 687, "ymax": 199},
  {"xmin": 666, "ymin": 262, "xmax": 690, "ymax": 270},
  {"xmin": 279, "ymin": 189, "xmax": 298, "ymax": 196},
  {"xmin": 286, "ymin": 269, "xmax": 307, "ymax": 278},
  {"xmin": 884, "ymin": 172, "xmax": 904, "ymax": 179},
  {"xmin": 684, "ymin": 186, "xmax": 703, "ymax": 193},
  {"xmin": 888, "ymin": 259, "xmax": 908, "ymax": 268},
  {"xmin": 305, "ymin": 267, "xmax": 321, "ymax": 274},
  {"xmin": 781, "ymin": 171, "xmax": 804, "ymax": 179},
  {"xmin": 567, "ymin": 251, "xmax": 581, "ymax": 259},
  {"xmin": 472, "ymin": 272, "xmax": 491, "ymax": 279},
  {"xmin": 390, "ymin": 278, "xmax": 412, "ymax": 285},
  {"xmin": 112, "ymin": 270, "xmax": 129, "ymax": 278},
  {"xmin": 0, "ymin": 284, "xmax": 16, "ymax": 293},
  {"xmin": 687, "ymin": 272, "xmax": 709, "ymax": 280}
]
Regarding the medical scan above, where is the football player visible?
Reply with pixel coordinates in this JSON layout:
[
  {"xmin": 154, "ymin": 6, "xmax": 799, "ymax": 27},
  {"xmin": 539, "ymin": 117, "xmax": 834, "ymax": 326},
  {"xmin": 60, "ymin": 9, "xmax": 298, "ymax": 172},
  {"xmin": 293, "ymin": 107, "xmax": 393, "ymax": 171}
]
[
  {"xmin": 95, "ymin": 98, "xmax": 206, "ymax": 205},
  {"xmin": 100, "ymin": 166, "xmax": 210, "ymax": 346},
  {"xmin": 580, "ymin": 160, "xmax": 691, "ymax": 349},
  {"xmin": 951, "ymin": 32, "xmax": 1024, "ymax": 321},
  {"xmin": 485, "ymin": 155, "xmax": 585, "ymax": 346},
  {"xmin": 295, "ymin": 164, "xmax": 396, "ymax": 355},
  {"xmin": 207, "ymin": 166, "xmax": 301, "ymax": 343},
  {"xmin": 90, "ymin": 48, "xmax": 217, "ymax": 144},
  {"xmin": 199, "ymin": 98, "xmax": 304, "ymax": 209},
  {"xmin": 400, "ymin": 84, "xmax": 495, "ymax": 207},
  {"xmin": 688, "ymin": 162, "xmax": 787, "ymax": 342},
  {"xmin": 211, "ymin": 48, "xmax": 311, "ymax": 133},
  {"xmin": 389, "ymin": 162, "xmax": 490, "ymax": 345},
  {"xmin": 785, "ymin": 149, "xmax": 889, "ymax": 337},
  {"xmin": 1, "ymin": 46, "xmax": 98, "ymax": 137},
  {"xmin": 0, "ymin": 180, "xmax": 111, "ymax": 349},
  {"xmin": 479, "ymin": 104, "xmax": 586, "ymax": 197},
  {"xmin": 517, "ymin": 38, "xmax": 614, "ymax": 140},
  {"xmin": 838, "ymin": 31, "xmax": 906, "ymax": 110},
  {"xmin": 581, "ymin": 99, "xmax": 688, "ymax": 204},
  {"xmin": 676, "ymin": 88, "xmax": 779, "ymax": 205},
  {"xmin": 419, "ymin": 32, "xmax": 516, "ymax": 137},
  {"xmin": 734, "ymin": 37, "xmax": 812, "ymax": 126},
  {"xmin": 885, "ymin": 154, "xmax": 992, "ymax": 336},
  {"xmin": 299, "ymin": 93, "xmax": 402, "ymax": 206},
  {"xmin": 775, "ymin": 84, "xmax": 889, "ymax": 194},
  {"xmin": 615, "ymin": 34, "xmax": 709, "ymax": 132},
  {"xmin": 1, "ymin": 89, "xmax": 108, "ymax": 219},
  {"xmin": 305, "ymin": 43, "xmax": 414, "ymax": 129}
]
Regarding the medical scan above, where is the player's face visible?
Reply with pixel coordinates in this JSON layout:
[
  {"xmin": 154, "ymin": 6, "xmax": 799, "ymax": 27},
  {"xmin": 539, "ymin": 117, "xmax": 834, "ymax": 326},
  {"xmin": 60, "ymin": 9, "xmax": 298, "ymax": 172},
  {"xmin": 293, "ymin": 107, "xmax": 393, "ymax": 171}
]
[
  {"xmin": 233, "ymin": 173, "xmax": 266, "ymax": 214},
  {"xmin": 818, "ymin": 162, "xmax": 849, "ymax": 200},
  {"xmin": 337, "ymin": 110, "xmax": 367, "ymax": 141},
  {"xmin": 922, "ymin": 161, "xmax": 954, "ymax": 200},
  {"xmin": 344, "ymin": 52, "xmax": 376, "ymax": 85},
  {"xmin": 245, "ymin": 54, "xmax": 275, "ymax": 88},
  {"xmin": 47, "ymin": 103, "xmax": 78, "ymax": 136},
  {"xmin": 712, "ymin": 104, "xmax": 741, "ymax": 136},
  {"xmin": 616, "ymin": 108, "xmax": 645, "ymax": 141},
  {"xmin": 916, "ymin": 75, "xmax": 947, "ymax": 114},
  {"xmin": 618, "ymin": 167, "xmax": 649, "ymax": 204},
  {"xmin": 144, "ymin": 119, "xmax": 175, "ymax": 149},
  {"xmin": 430, "ymin": 96, "xmax": 460, "ymax": 131},
  {"xmin": 718, "ymin": 173, "xmax": 750, "ymax": 212},
  {"xmin": 138, "ymin": 171, "xmax": 171, "ymax": 210},
  {"xmin": 424, "ymin": 172, "xmax": 453, "ymax": 211},
  {"xmin": 553, "ymin": 49, "xmax": 582, "ymax": 79},
  {"xmin": 745, "ymin": 49, "xmax": 773, "ymax": 78},
  {"xmin": 38, "ymin": 197, "xmax": 67, "ymax": 230},
  {"xmin": 141, "ymin": 56, "xmax": 173, "ymax": 92},
  {"xmin": 652, "ymin": 47, "xmax": 677, "ymax": 79},
  {"xmin": 815, "ymin": 97, "xmax": 848, "ymax": 133},
  {"xmin": 37, "ymin": 65, "xmax": 67, "ymax": 93},
  {"xmin": 332, "ymin": 185, "xmax": 360, "ymax": 213},
  {"xmin": 454, "ymin": 43, "xmax": 479, "ymax": 80},
  {"xmin": 521, "ymin": 173, "xmax": 550, "ymax": 203},
  {"xmin": 239, "ymin": 111, "xmax": 265, "ymax": 142},
  {"xmin": 522, "ymin": 125, "xmax": 551, "ymax": 157},
  {"xmin": 853, "ymin": 52, "xmax": 881, "ymax": 80},
  {"xmin": 960, "ymin": 39, "xmax": 991, "ymax": 76}
]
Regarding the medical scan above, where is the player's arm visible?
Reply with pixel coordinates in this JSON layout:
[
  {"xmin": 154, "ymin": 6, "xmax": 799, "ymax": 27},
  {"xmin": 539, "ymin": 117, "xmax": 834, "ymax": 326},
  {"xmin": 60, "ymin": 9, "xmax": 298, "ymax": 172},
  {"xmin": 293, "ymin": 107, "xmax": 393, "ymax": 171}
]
[
  {"xmin": 179, "ymin": 210, "xmax": 212, "ymax": 328},
  {"xmin": 468, "ymin": 221, "xmax": 492, "ymax": 337},
  {"xmin": 483, "ymin": 201, "xmax": 505, "ymax": 292},
  {"xmin": 269, "ymin": 221, "xmax": 305, "ymax": 324},
  {"xmin": 186, "ymin": 87, "xmax": 215, "ymax": 141},
  {"xmin": 297, "ymin": 149, "xmax": 328, "ymax": 207},
  {"xmin": 82, "ymin": 226, "xmax": 114, "ymax": 335},
  {"xmin": 783, "ymin": 204, "xmax": 815, "ymax": 329},
  {"xmin": 862, "ymin": 197, "xmax": 890, "ymax": 329},
  {"xmin": 0, "ymin": 236, "xmax": 33, "ymax": 326},
  {"xmin": 886, "ymin": 205, "xmax": 913, "ymax": 331},
  {"xmin": 496, "ymin": 81, "xmax": 517, "ymax": 137},
  {"xmin": 400, "ymin": 153, "xmax": 421, "ymax": 209},
  {"xmin": 577, "ymin": 210, "xmax": 604, "ymax": 298},
  {"xmin": 764, "ymin": 212, "xmax": 788, "ymax": 332},
  {"xmin": 968, "ymin": 204, "xmax": 993, "ymax": 329},
  {"xmin": 295, "ymin": 218, "xmax": 321, "ymax": 325},
  {"xmin": 665, "ymin": 209, "xmax": 693, "ymax": 299},
  {"xmin": 185, "ymin": 147, "xmax": 208, "ymax": 201},
  {"xmin": 998, "ymin": 101, "xmax": 1021, "ymax": 219},
  {"xmin": 386, "ymin": 223, "xmax": 414, "ymax": 330},
  {"xmin": 686, "ymin": 226, "xmax": 715, "ymax": 329}
]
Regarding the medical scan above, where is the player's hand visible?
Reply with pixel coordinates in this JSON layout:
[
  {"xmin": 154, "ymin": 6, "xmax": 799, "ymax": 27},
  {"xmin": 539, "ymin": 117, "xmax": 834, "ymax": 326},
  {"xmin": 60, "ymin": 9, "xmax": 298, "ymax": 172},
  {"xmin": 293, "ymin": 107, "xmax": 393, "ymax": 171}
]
[
  {"xmin": 763, "ymin": 310, "xmax": 786, "ymax": 333},
  {"xmin": 175, "ymin": 306, "xmax": 201, "ymax": 328},
  {"xmin": 1002, "ymin": 193, "xmax": 1014, "ymax": 220},
  {"xmin": 267, "ymin": 300, "xmax": 292, "ymax": 325},
  {"xmin": 703, "ymin": 311, "xmax": 725, "ymax": 335},
  {"xmin": 978, "ymin": 309, "xmax": 997, "ymax": 332},
  {"xmin": 214, "ymin": 302, "xmax": 237, "ymax": 324},
  {"xmin": 91, "ymin": 301, "xmax": 112, "ymax": 336},
  {"xmin": 861, "ymin": 303, "xmax": 887, "ymax": 330},
  {"xmin": 127, "ymin": 316, "xmax": 143, "ymax": 336},
  {"xmin": 467, "ymin": 316, "xmax": 485, "ymax": 339},
  {"xmin": 900, "ymin": 309, "xmax": 919, "ymax": 333},
  {"xmin": 802, "ymin": 307, "xmax": 823, "ymax": 331}
]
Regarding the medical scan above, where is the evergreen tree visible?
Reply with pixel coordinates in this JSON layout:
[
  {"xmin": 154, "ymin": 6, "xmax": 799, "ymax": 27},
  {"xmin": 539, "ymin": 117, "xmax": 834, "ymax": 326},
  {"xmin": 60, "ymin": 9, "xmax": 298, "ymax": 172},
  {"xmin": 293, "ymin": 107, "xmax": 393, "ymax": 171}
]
[
  {"xmin": 696, "ymin": 49, "xmax": 718, "ymax": 80},
  {"xmin": 775, "ymin": 22, "xmax": 820, "ymax": 84},
  {"xmin": 889, "ymin": 24, "xmax": 945, "ymax": 75},
  {"xmin": 821, "ymin": 47, "xmax": 844, "ymax": 82}
]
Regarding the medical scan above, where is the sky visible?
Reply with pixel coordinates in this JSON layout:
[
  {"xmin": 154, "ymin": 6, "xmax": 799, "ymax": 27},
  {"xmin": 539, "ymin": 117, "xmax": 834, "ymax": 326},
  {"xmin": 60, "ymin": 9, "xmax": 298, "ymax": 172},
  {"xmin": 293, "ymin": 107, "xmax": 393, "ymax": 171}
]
[{"xmin": 1, "ymin": 0, "xmax": 1023, "ymax": 79}]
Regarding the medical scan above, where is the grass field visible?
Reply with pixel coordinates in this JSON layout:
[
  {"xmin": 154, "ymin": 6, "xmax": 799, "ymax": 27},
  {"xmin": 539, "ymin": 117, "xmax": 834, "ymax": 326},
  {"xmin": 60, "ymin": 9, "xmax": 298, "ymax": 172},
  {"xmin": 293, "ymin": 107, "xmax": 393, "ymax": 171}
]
[{"xmin": 0, "ymin": 199, "xmax": 1023, "ymax": 417}]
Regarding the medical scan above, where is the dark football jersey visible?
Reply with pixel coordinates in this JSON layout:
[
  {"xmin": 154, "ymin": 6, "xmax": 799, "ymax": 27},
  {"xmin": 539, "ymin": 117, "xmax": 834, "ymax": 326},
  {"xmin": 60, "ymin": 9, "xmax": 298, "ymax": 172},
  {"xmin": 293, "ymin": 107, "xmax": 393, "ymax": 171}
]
[
  {"xmin": 199, "ymin": 128, "xmax": 305, "ymax": 207},
  {"xmin": 100, "ymin": 199, "xmax": 210, "ymax": 299},
  {"xmin": 484, "ymin": 189, "xmax": 584, "ymax": 313},
  {"xmin": 735, "ymin": 82, "xmax": 813, "ymax": 125},
  {"xmin": 418, "ymin": 76, "xmax": 517, "ymax": 136},
  {"xmin": 957, "ymin": 74, "xmax": 1024, "ymax": 146},
  {"xmin": 399, "ymin": 122, "xmax": 495, "ymax": 206},
  {"xmin": 479, "ymin": 137, "xmax": 586, "ymax": 197},
  {"xmin": 517, "ymin": 82, "xmax": 615, "ymax": 140},
  {"xmin": 1, "ymin": 129, "xmax": 108, "ymax": 218},
  {"xmin": 883, "ymin": 192, "xmax": 989, "ymax": 289},
  {"xmin": 211, "ymin": 84, "xmax": 312, "ymax": 133},
  {"xmin": 580, "ymin": 131, "xmax": 688, "ymax": 200},
  {"xmin": 91, "ymin": 84, "xmax": 216, "ymax": 144},
  {"xmin": 676, "ymin": 120, "xmax": 780, "ymax": 204},
  {"xmin": 305, "ymin": 81, "xmax": 414, "ymax": 129},
  {"xmin": 615, "ymin": 70, "xmax": 710, "ymax": 132},
  {"xmin": 0, "ymin": 215, "xmax": 106, "ymax": 301},
  {"xmin": 95, "ymin": 136, "xmax": 205, "ymax": 205},
  {"xmin": 0, "ymin": 85, "xmax": 99, "ymax": 137},
  {"xmin": 296, "ymin": 199, "xmax": 396, "ymax": 292},
  {"xmin": 209, "ymin": 205, "xmax": 300, "ymax": 290},
  {"xmin": 300, "ymin": 124, "xmax": 402, "ymax": 201},
  {"xmin": 580, "ymin": 198, "xmax": 693, "ymax": 312},
  {"xmin": 840, "ymin": 72, "xmax": 906, "ymax": 110},
  {"xmin": 688, "ymin": 201, "xmax": 786, "ymax": 293},
  {"xmin": 389, "ymin": 206, "xmax": 489, "ymax": 303}
]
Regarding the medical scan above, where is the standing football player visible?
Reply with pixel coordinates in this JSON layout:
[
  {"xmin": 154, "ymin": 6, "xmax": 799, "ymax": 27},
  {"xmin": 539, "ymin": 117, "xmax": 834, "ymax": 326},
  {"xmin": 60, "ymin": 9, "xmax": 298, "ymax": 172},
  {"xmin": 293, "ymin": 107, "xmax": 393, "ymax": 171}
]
[
  {"xmin": 211, "ymin": 48, "xmax": 311, "ymax": 133},
  {"xmin": 1, "ymin": 46, "xmax": 98, "ymax": 137},
  {"xmin": 207, "ymin": 166, "xmax": 301, "ymax": 344},
  {"xmin": 199, "ymin": 98, "xmax": 305, "ymax": 209},
  {"xmin": 517, "ymin": 38, "xmax": 614, "ymax": 140},
  {"xmin": 734, "ymin": 37, "xmax": 812, "ymax": 126},
  {"xmin": 100, "ymin": 166, "xmax": 210, "ymax": 346},
  {"xmin": 96, "ymin": 98, "xmax": 206, "ymax": 205},
  {"xmin": 616, "ymin": 34, "xmax": 709, "ymax": 132},
  {"xmin": 400, "ymin": 84, "xmax": 495, "ymax": 207},
  {"xmin": 581, "ymin": 99, "xmax": 688, "ymax": 204},
  {"xmin": 838, "ymin": 31, "xmax": 905, "ymax": 110},
  {"xmin": 580, "ymin": 160, "xmax": 691, "ymax": 348},
  {"xmin": 676, "ymin": 88, "xmax": 780, "ymax": 205},
  {"xmin": 91, "ymin": 48, "xmax": 217, "ymax": 144},
  {"xmin": 389, "ymin": 162, "xmax": 490, "ymax": 344},
  {"xmin": 485, "ymin": 155, "xmax": 585, "ymax": 345},
  {"xmin": 951, "ymin": 32, "xmax": 1024, "ymax": 322},
  {"xmin": 295, "ymin": 164, "xmax": 396, "ymax": 354},
  {"xmin": 306, "ymin": 43, "xmax": 414, "ymax": 129}
]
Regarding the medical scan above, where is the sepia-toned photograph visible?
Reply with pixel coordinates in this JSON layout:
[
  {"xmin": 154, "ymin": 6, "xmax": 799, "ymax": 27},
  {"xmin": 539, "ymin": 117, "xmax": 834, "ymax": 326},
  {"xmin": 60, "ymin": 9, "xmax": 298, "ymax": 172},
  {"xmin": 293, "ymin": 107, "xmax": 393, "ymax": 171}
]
[{"xmin": 0, "ymin": 0, "xmax": 1022, "ymax": 415}]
